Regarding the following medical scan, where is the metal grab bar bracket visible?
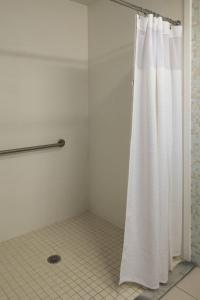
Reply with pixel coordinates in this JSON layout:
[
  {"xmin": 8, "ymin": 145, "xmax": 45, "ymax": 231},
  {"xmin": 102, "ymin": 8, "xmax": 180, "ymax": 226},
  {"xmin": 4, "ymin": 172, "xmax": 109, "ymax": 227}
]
[
  {"xmin": 0, "ymin": 139, "xmax": 65, "ymax": 156},
  {"xmin": 57, "ymin": 139, "xmax": 65, "ymax": 147}
]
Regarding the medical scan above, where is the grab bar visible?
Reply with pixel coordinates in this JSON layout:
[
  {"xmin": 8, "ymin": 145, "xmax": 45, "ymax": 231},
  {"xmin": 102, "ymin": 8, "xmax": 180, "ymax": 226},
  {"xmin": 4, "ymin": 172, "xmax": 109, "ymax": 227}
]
[{"xmin": 0, "ymin": 139, "xmax": 65, "ymax": 156}]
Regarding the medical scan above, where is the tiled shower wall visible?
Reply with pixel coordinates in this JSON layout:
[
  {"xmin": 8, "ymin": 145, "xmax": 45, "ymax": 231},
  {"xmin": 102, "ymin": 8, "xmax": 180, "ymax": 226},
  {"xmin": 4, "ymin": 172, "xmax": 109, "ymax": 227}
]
[{"xmin": 192, "ymin": 0, "xmax": 200, "ymax": 265}]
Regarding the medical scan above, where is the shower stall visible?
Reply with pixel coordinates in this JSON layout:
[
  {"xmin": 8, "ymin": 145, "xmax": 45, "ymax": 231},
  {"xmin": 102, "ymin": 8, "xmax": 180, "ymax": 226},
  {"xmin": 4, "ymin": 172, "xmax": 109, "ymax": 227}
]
[{"xmin": 0, "ymin": 0, "xmax": 193, "ymax": 299}]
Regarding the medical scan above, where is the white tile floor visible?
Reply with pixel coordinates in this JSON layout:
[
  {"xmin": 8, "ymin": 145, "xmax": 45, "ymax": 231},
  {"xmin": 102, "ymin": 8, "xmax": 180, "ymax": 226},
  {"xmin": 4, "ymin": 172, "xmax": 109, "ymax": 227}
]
[
  {"xmin": 0, "ymin": 212, "xmax": 142, "ymax": 300},
  {"xmin": 162, "ymin": 268, "xmax": 200, "ymax": 300}
]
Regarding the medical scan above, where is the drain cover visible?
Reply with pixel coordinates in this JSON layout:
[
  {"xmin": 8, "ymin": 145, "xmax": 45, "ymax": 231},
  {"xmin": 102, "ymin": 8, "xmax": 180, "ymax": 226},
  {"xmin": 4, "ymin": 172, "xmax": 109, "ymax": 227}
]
[{"xmin": 47, "ymin": 255, "xmax": 61, "ymax": 264}]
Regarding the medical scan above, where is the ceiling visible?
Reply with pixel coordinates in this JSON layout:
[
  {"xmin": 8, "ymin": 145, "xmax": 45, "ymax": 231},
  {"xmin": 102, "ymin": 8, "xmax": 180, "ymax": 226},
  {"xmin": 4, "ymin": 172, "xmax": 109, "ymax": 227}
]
[{"xmin": 70, "ymin": 0, "xmax": 94, "ymax": 5}]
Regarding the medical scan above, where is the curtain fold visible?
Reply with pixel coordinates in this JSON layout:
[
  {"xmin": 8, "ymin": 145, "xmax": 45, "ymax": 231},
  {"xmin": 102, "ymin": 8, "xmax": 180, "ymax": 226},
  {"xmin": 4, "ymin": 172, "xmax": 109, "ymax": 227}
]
[{"xmin": 120, "ymin": 15, "xmax": 183, "ymax": 289}]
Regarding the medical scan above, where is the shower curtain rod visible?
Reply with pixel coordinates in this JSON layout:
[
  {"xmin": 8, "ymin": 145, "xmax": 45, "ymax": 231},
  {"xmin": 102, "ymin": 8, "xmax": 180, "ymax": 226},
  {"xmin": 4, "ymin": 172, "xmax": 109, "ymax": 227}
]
[{"xmin": 109, "ymin": 0, "xmax": 181, "ymax": 26}]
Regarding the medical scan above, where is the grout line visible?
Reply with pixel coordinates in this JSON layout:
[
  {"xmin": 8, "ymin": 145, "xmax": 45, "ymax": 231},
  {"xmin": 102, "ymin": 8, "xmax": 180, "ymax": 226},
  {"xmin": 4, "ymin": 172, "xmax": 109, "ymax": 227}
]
[
  {"xmin": 176, "ymin": 286, "xmax": 198, "ymax": 300},
  {"xmin": 159, "ymin": 266, "xmax": 196, "ymax": 299}
]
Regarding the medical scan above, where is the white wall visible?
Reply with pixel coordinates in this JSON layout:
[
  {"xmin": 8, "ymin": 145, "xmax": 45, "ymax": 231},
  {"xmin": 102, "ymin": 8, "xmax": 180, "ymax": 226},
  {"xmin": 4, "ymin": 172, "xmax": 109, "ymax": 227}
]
[
  {"xmin": 88, "ymin": 0, "xmax": 183, "ymax": 228},
  {"xmin": 0, "ymin": 0, "xmax": 88, "ymax": 241}
]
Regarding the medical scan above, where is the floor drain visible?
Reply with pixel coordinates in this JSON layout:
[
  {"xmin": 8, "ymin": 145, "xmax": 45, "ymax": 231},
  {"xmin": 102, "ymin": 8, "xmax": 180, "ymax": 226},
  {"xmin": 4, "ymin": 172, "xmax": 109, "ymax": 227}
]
[{"xmin": 47, "ymin": 255, "xmax": 61, "ymax": 264}]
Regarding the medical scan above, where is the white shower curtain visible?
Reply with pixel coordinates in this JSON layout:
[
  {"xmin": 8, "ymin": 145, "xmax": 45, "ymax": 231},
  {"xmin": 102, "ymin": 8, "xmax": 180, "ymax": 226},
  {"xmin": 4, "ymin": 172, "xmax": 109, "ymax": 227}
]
[{"xmin": 120, "ymin": 15, "xmax": 183, "ymax": 289}]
